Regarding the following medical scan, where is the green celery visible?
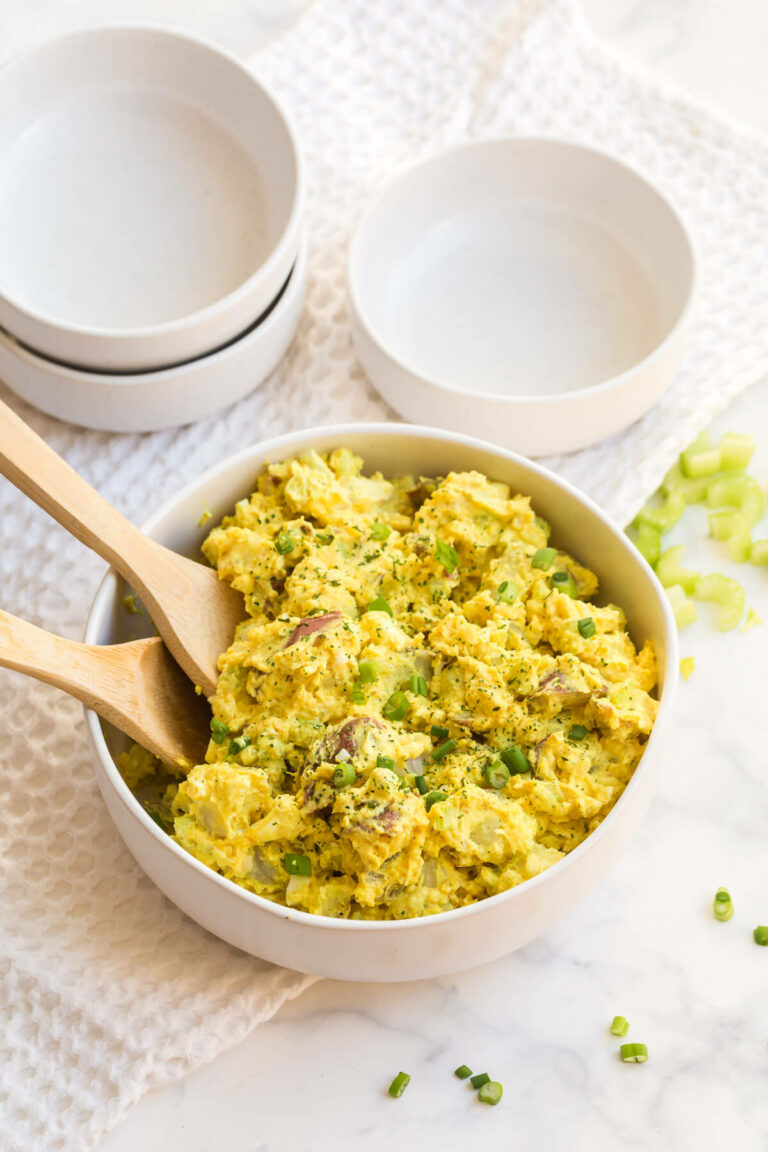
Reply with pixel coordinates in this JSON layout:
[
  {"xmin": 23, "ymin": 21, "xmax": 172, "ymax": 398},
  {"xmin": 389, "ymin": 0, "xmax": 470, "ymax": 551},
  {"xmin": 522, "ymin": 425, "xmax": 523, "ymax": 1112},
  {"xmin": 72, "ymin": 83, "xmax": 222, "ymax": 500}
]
[
  {"xmin": 656, "ymin": 546, "xmax": 700, "ymax": 595},
  {"xmin": 694, "ymin": 573, "xmax": 746, "ymax": 631},
  {"xmin": 719, "ymin": 432, "xmax": 755, "ymax": 471},
  {"xmin": 665, "ymin": 584, "xmax": 698, "ymax": 630},
  {"xmin": 706, "ymin": 473, "xmax": 764, "ymax": 528}
]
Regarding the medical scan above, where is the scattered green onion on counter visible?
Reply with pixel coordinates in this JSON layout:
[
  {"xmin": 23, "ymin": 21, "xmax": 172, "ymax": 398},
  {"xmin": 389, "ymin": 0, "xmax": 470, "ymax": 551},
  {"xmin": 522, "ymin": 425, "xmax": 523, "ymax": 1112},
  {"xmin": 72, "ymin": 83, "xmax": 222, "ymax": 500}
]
[
  {"xmin": 753, "ymin": 926, "xmax": 768, "ymax": 946},
  {"xmin": 610, "ymin": 1016, "xmax": 630, "ymax": 1037},
  {"xmin": 713, "ymin": 887, "xmax": 734, "ymax": 922},
  {"xmin": 620, "ymin": 1043, "xmax": 649, "ymax": 1064},
  {"xmin": 454, "ymin": 1065, "xmax": 473, "ymax": 1080},
  {"xmin": 388, "ymin": 1072, "xmax": 411, "ymax": 1098},
  {"xmin": 470, "ymin": 1072, "xmax": 491, "ymax": 1089},
  {"xmin": 477, "ymin": 1081, "xmax": 503, "ymax": 1105}
]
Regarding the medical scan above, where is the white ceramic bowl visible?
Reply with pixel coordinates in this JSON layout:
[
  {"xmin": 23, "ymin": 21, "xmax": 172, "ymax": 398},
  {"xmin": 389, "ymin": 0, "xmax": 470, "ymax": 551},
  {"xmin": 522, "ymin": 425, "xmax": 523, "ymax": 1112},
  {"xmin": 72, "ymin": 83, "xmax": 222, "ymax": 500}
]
[
  {"xmin": 0, "ymin": 238, "xmax": 306, "ymax": 432},
  {"xmin": 83, "ymin": 424, "xmax": 677, "ymax": 981},
  {"xmin": 0, "ymin": 27, "xmax": 303, "ymax": 372},
  {"xmin": 348, "ymin": 139, "xmax": 697, "ymax": 456}
]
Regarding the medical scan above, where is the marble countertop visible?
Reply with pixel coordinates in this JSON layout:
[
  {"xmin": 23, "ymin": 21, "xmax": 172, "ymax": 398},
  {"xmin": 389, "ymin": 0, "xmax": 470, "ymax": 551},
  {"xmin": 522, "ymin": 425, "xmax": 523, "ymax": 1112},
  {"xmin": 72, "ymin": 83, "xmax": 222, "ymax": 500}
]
[{"xmin": 98, "ymin": 3, "xmax": 768, "ymax": 1149}]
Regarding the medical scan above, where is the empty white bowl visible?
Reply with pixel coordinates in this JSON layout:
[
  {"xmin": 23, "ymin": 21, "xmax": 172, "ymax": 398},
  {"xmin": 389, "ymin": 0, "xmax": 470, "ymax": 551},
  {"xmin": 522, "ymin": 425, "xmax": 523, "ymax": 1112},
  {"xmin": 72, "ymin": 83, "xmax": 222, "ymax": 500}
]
[
  {"xmin": 84, "ymin": 424, "xmax": 678, "ymax": 981},
  {"xmin": 0, "ymin": 27, "xmax": 303, "ymax": 372},
  {"xmin": 0, "ymin": 237, "xmax": 307, "ymax": 432},
  {"xmin": 349, "ymin": 139, "xmax": 696, "ymax": 456}
]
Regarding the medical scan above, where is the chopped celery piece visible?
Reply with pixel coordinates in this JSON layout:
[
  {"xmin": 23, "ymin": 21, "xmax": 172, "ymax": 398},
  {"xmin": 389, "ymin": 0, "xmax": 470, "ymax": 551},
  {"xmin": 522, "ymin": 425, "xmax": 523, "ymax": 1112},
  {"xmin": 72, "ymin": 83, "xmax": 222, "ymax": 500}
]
[
  {"xmin": 627, "ymin": 520, "xmax": 661, "ymax": 566},
  {"xmin": 661, "ymin": 462, "xmax": 709, "ymax": 504},
  {"xmin": 706, "ymin": 474, "xmax": 764, "ymax": 527},
  {"xmin": 740, "ymin": 607, "xmax": 762, "ymax": 632},
  {"xmin": 708, "ymin": 510, "xmax": 752, "ymax": 563},
  {"xmin": 683, "ymin": 447, "xmax": 722, "ymax": 478},
  {"xmin": 680, "ymin": 657, "xmax": 695, "ymax": 681},
  {"xmin": 694, "ymin": 573, "xmax": 746, "ymax": 631},
  {"xmin": 750, "ymin": 540, "xmax": 768, "ymax": 566},
  {"xmin": 656, "ymin": 546, "xmax": 700, "ymax": 595},
  {"xmin": 665, "ymin": 584, "xmax": 698, "ymax": 630},
  {"xmin": 635, "ymin": 490, "xmax": 686, "ymax": 534},
  {"xmin": 719, "ymin": 432, "xmax": 755, "ymax": 471}
]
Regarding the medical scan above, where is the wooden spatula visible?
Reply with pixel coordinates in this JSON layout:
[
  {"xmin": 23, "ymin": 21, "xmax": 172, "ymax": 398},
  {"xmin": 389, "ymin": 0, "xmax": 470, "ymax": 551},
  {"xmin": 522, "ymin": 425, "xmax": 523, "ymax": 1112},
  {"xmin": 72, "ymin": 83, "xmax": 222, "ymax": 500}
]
[
  {"xmin": 0, "ymin": 609, "xmax": 210, "ymax": 767},
  {"xmin": 0, "ymin": 398, "xmax": 243, "ymax": 697}
]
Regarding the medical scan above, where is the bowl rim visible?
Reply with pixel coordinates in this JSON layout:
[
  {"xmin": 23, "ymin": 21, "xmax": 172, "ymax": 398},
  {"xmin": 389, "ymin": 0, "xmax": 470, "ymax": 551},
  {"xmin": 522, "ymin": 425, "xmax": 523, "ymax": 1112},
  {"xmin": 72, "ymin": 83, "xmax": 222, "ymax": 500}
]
[
  {"xmin": 348, "ymin": 136, "xmax": 698, "ymax": 408},
  {"xmin": 0, "ymin": 24, "xmax": 305, "ymax": 345},
  {"xmin": 84, "ymin": 422, "xmax": 679, "ymax": 933},
  {"xmin": 0, "ymin": 236, "xmax": 307, "ymax": 387}
]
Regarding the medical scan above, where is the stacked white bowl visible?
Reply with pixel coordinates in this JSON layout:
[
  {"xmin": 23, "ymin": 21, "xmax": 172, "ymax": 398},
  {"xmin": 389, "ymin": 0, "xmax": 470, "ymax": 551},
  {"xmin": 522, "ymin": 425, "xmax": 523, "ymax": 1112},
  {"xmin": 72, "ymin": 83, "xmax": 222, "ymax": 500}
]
[{"xmin": 0, "ymin": 27, "xmax": 305, "ymax": 431}]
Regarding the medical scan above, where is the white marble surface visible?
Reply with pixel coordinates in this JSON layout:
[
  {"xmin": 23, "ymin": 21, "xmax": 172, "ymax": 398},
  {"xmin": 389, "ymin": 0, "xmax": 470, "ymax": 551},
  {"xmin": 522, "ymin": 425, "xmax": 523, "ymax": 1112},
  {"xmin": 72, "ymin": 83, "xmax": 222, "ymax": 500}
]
[{"xmin": 91, "ymin": 3, "xmax": 768, "ymax": 1150}]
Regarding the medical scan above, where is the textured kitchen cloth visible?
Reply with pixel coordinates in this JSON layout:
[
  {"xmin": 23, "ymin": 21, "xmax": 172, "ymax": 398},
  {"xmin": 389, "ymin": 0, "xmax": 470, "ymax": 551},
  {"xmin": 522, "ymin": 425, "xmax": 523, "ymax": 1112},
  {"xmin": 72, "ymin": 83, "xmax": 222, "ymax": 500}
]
[{"xmin": 4, "ymin": 2, "xmax": 768, "ymax": 1150}]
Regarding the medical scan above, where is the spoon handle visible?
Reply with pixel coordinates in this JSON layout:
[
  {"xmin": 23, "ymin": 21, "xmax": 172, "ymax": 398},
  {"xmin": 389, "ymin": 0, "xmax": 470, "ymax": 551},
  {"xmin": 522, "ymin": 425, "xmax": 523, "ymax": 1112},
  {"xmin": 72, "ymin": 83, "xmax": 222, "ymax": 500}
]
[
  {"xmin": 0, "ymin": 609, "xmax": 204, "ymax": 766},
  {"xmin": 0, "ymin": 397, "xmax": 161, "ymax": 580}
]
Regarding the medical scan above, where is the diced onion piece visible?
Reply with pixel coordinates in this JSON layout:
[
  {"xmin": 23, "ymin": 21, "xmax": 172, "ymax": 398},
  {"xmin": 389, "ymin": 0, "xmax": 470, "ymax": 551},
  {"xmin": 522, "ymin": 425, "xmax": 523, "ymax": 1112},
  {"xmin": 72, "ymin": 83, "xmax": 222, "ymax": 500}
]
[
  {"xmin": 693, "ymin": 573, "xmax": 746, "ymax": 631},
  {"xmin": 706, "ymin": 473, "xmax": 764, "ymax": 528},
  {"xmin": 656, "ymin": 546, "xmax": 700, "ymax": 595},
  {"xmin": 719, "ymin": 432, "xmax": 755, "ymax": 471},
  {"xmin": 635, "ymin": 490, "xmax": 686, "ymax": 534},
  {"xmin": 665, "ymin": 584, "xmax": 698, "ymax": 630},
  {"xmin": 750, "ymin": 540, "xmax": 768, "ymax": 566}
]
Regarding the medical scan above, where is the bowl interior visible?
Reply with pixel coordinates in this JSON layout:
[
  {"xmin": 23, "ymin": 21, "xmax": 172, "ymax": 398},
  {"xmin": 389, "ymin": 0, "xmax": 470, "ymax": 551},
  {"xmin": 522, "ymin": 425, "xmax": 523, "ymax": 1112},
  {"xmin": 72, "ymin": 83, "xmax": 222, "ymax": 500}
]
[
  {"xmin": 350, "ymin": 139, "xmax": 695, "ymax": 400},
  {"xmin": 86, "ymin": 426, "xmax": 675, "ymax": 776},
  {"xmin": 0, "ymin": 28, "xmax": 298, "ymax": 332}
]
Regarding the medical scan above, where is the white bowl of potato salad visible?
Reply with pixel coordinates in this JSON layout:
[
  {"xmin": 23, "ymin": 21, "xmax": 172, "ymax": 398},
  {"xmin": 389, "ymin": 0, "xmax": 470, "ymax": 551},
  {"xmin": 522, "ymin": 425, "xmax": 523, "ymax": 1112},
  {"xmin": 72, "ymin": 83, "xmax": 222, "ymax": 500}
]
[{"xmin": 84, "ymin": 425, "xmax": 678, "ymax": 981}]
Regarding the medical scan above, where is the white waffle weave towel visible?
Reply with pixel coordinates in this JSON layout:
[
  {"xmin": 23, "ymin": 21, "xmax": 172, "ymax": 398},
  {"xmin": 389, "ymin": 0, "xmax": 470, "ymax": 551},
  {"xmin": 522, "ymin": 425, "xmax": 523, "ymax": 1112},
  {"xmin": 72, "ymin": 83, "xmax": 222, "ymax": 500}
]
[{"xmin": 3, "ymin": 3, "xmax": 768, "ymax": 1149}]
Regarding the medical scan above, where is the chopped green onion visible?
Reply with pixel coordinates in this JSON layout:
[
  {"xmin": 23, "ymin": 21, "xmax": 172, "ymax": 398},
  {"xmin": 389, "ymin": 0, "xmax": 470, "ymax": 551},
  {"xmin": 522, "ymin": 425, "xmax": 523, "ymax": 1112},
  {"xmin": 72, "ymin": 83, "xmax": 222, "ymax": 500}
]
[
  {"xmin": 414, "ymin": 775, "xmax": 428, "ymax": 795},
  {"xmin": 694, "ymin": 573, "xmax": 746, "ymax": 631},
  {"xmin": 500, "ymin": 745, "xmax": 530, "ymax": 775},
  {"xmin": 656, "ymin": 546, "xmax": 701, "ymax": 595},
  {"xmin": 274, "ymin": 530, "xmax": 294, "ymax": 555},
  {"xmin": 707, "ymin": 473, "xmax": 764, "ymax": 528},
  {"xmin": 713, "ymin": 887, "xmax": 733, "ymax": 921},
  {"xmin": 228, "ymin": 735, "xmax": 250, "ymax": 755},
  {"xmin": 719, "ymin": 432, "xmax": 755, "ymax": 471},
  {"xmin": 751, "ymin": 540, "xmax": 768, "ymax": 566},
  {"xmin": 470, "ymin": 1072, "xmax": 490, "ymax": 1089},
  {"xmin": 350, "ymin": 683, "xmax": 365, "ymax": 704},
  {"xmin": 628, "ymin": 520, "xmax": 662, "ymax": 566},
  {"xmin": 367, "ymin": 595, "xmax": 393, "ymax": 617},
  {"xmin": 665, "ymin": 584, "xmax": 698, "ymax": 630},
  {"xmin": 333, "ymin": 763, "xmax": 356, "ymax": 788},
  {"xmin": 477, "ymin": 1081, "xmax": 503, "ymax": 1106},
  {"xmin": 454, "ymin": 1064, "xmax": 473, "ymax": 1080},
  {"xmin": 620, "ymin": 1043, "xmax": 648, "ymax": 1063},
  {"xmin": 388, "ymin": 1072, "xmax": 410, "ymax": 1098},
  {"xmin": 551, "ymin": 570, "xmax": 577, "ymax": 597},
  {"xmin": 425, "ymin": 791, "xmax": 448, "ymax": 811},
  {"xmin": 358, "ymin": 659, "xmax": 379, "ymax": 684},
  {"xmin": 577, "ymin": 616, "xmax": 596, "ymax": 639},
  {"xmin": 383, "ymin": 691, "xmax": 410, "ymax": 722},
  {"xmin": 483, "ymin": 760, "xmax": 510, "ymax": 789},
  {"xmin": 377, "ymin": 755, "xmax": 397, "ymax": 772},
  {"xmin": 754, "ymin": 926, "xmax": 768, "ymax": 946},
  {"xmin": 635, "ymin": 490, "xmax": 686, "ymax": 533},
  {"xmin": 284, "ymin": 853, "xmax": 311, "ymax": 877},
  {"xmin": 495, "ymin": 579, "xmax": 520, "ymax": 604},
  {"xmin": 410, "ymin": 673, "xmax": 428, "ymax": 696},
  {"xmin": 534, "ymin": 515, "xmax": 551, "ymax": 538},
  {"xmin": 610, "ymin": 1016, "xmax": 629, "ymax": 1037},
  {"xmin": 436, "ymin": 539, "xmax": 459, "ymax": 574},
  {"xmin": 568, "ymin": 725, "xmax": 588, "ymax": 741},
  {"xmin": 431, "ymin": 724, "xmax": 450, "ymax": 740},
  {"xmin": 210, "ymin": 718, "xmax": 229, "ymax": 744},
  {"xmin": 432, "ymin": 738, "xmax": 456, "ymax": 761},
  {"xmin": 532, "ymin": 547, "xmax": 556, "ymax": 570},
  {"xmin": 370, "ymin": 522, "xmax": 391, "ymax": 541}
]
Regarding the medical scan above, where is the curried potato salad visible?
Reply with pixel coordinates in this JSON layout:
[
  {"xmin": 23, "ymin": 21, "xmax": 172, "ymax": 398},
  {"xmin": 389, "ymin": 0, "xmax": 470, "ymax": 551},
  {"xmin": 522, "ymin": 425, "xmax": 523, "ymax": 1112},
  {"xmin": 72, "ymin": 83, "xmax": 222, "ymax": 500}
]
[{"xmin": 122, "ymin": 448, "xmax": 658, "ymax": 920}]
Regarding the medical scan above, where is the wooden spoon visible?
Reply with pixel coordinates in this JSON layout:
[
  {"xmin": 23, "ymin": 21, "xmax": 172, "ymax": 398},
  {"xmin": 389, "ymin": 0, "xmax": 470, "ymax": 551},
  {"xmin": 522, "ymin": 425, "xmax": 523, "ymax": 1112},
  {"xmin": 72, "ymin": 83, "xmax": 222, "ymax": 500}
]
[
  {"xmin": 0, "ymin": 609, "xmax": 210, "ymax": 767},
  {"xmin": 0, "ymin": 398, "xmax": 243, "ymax": 697}
]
